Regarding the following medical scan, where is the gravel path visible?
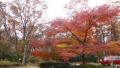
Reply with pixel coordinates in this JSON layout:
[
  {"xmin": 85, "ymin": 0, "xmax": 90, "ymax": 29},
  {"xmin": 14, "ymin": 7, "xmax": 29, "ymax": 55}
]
[{"xmin": 10, "ymin": 65, "xmax": 39, "ymax": 68}]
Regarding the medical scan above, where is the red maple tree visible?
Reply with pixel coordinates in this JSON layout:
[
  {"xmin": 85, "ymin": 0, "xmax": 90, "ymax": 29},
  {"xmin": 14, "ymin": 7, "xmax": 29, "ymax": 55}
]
[
  {"xmin": 45, "ymin": 5, "xmax": 120, "ymax": 63},
  {"xmin": 29, "ymin": 5, "xmax": 120, "ymax": 63}
]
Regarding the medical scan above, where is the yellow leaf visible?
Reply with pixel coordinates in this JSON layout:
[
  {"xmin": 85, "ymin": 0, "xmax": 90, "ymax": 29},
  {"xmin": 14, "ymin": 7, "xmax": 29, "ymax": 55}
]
[{"xmin": 56, "ymin": 43, "xmax": 68, "ymax": 48}]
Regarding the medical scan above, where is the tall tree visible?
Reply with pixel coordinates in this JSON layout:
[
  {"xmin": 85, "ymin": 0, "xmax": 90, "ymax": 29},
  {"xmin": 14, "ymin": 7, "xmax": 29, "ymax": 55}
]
[
  {"xmin": 7, "ymin": 0, "xmax": 47, "ymax": 64},
  {"xmin": 45, "ymin": 5, "xmax": 120, "ymax": 64}
]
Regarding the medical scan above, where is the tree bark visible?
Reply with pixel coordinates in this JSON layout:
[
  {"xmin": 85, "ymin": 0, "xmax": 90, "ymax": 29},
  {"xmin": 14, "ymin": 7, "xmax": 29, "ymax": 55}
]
[
  {"xmin": 22, "ymin": 45, "xmax": 26, "ymax": 64},
  {"xmin": 81, "ymin": 53, "xmax": 85, "ymax": 64}
]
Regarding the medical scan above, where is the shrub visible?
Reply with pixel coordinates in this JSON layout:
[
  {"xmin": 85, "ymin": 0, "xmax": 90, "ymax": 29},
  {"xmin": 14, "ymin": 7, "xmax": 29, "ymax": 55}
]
[
  {"xmin": 85, "ymin": 54, "xmax": 99, "ymax": 62},
  {"xmin": 39, "ymin": 62, "xmax": 71, "ymax": 68},
  {"xmin": 69, "ymin": 54, "xmax": 99, "ymax": 62},
  {"xmin": 40, "ymin": 62, "xmax": 108, "ymax": 68}
]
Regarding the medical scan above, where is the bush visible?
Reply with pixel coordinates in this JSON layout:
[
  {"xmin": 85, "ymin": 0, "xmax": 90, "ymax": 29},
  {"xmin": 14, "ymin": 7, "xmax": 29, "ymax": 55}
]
[
  {"xmin": 39, "ymin": 62, "xmax": 71, "ymax": 68},
  {"xmin": 69, "ymin": 54, "xmax": 99, "ymax": 62},
  {"xmin": 40, "ymin": 62, "xmax": 108, "ymax": 68},
  {"xmin": 4, "ymin": 52, "xmax": 19, "ymax": 62},
  {"xmin": 85, "ymin": 54, "xmax": 99, "ymax": 62}
]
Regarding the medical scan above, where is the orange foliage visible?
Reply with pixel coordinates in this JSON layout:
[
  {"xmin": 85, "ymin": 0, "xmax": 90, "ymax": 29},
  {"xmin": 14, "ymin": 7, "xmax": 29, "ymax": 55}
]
[{"xmin": 30, "ymin": 5, "xmax": 120, "ymax": 61}]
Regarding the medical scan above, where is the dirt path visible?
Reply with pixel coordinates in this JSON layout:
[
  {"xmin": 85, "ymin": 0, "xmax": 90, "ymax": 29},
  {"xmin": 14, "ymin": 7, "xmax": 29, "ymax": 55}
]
[{"xmin": 10, "ymin": 65, "xmax": 39, "ymax": 68}]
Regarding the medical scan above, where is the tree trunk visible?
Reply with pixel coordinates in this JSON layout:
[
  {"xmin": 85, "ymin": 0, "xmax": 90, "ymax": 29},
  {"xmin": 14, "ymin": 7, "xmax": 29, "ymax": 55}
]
[
  {"xmin": 22, "ymin": 45, "xmax": 26, "ymax": 64},
  {"xmin": 81, "ymin": 53, "xmax": 86, "ymax": 64}
]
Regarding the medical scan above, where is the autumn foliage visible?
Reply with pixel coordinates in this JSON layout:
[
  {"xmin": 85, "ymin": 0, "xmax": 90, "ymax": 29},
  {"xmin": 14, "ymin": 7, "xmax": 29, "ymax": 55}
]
[
  {"xmin": 1, "ymin": 0, "xmax": 120, "ymax": 64},
  {"xmin": 29, "ymin": 5, "xmax": 120, "ymax": 63}
]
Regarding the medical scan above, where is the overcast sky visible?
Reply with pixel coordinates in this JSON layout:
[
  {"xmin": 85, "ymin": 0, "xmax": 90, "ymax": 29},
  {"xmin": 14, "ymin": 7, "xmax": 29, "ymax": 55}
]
[
  {"xmin": 46, "ymin": 0, "xmax": 109, "ymax": 20},
  {"xmin": 45, "ymin": 0, "xmax": 108, "ymax": 20},
  {"xmin": 1, "ymin": 0, "xmax": 114, "ymax": 21}
]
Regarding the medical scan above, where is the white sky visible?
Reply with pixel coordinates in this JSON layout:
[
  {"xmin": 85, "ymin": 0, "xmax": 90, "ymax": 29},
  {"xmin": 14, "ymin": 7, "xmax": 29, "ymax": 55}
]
[
  {"xmin": 45, "ymin": 0, "xmax": 69, "ymax": 20},
  {"xmin": 45, "ymin": 0, "xmax": 109, "ymax": 21},
  {"xmin": 1, "ymin": 0, "xmax": 111, "ymax": 20},
  {"xmin": 45, "ymin": 0, "xmax": 108, "ymax": 20}
]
